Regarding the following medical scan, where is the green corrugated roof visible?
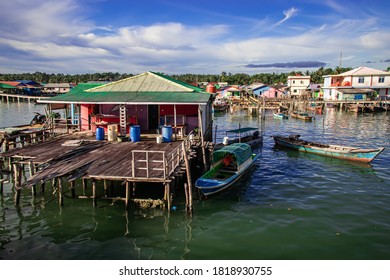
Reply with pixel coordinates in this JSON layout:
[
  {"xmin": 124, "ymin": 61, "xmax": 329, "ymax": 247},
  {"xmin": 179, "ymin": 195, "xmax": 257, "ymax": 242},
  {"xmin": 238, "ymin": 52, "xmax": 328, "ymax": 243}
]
[
  {"xmin": 41, "ymin": 90, "xmax": 211, "ymax": 104},
  {"xmin": 38, "ymin": 72, "xmax": 212, "ymax": 105},
  {"xmin": 69, "ymin": 83, "xmax": 104, "ymax": 93}
]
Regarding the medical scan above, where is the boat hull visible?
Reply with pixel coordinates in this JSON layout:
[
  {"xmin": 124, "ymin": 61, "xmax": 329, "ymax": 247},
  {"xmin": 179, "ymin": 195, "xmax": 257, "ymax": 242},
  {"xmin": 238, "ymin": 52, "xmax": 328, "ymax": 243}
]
[
  {"xmin": 272, "ymin": 136, "xmax": 384, "ymax": 163},
  {"xmin": 195, "ymin": 154, "xmax": 260, "ymax": 196}
]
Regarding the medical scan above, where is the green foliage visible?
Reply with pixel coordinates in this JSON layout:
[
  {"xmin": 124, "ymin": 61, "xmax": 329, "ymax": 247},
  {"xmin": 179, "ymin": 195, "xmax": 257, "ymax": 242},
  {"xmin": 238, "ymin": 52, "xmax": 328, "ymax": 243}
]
[{"xmin": 0, "ymin": 67, "xmax": 353, "ymax": 86}]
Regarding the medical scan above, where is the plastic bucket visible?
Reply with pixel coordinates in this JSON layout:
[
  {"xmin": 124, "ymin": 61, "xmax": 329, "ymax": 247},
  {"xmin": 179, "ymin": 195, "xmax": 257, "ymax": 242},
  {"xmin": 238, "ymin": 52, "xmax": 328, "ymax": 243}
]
[
  {"xmin": 130, "ymin": 125, "xmax": 141, "ymax": 142},
  {"xmin": 96, "ymin": 127, "xmax": 104, "ymax": 141},
  {"xmin": 162, "ymin": 125, "xmax": 172, "ymax": 142}
]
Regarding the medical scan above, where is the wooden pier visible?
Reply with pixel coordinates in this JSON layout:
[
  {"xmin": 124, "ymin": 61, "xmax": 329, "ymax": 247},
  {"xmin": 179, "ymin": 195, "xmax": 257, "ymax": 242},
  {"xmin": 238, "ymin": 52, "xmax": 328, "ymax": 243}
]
[
  {"xmin": 0, "ymin": 92, "xmax": 45, "ymax": 103},
  {"xmin": 0, "ymin": 131, "xmax": 205, "ymax": 213}
]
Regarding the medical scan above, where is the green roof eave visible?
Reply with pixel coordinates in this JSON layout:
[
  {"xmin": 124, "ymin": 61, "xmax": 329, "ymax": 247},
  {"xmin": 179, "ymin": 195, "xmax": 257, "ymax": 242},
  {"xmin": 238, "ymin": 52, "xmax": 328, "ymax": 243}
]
[{"xmin": 37, "ymin": 91, "xmax": 212, "ymax": 105}]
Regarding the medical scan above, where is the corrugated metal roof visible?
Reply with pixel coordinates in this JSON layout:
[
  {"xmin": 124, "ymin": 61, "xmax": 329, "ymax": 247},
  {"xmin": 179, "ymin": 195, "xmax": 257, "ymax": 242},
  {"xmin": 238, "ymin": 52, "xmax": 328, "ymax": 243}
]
[
  {"xmin": 38, "ymin": 72, "xmax": 211, "ymax": 105},
  {"xmin": 86, "ymin": 71, "xmax": 201, "ymax": 93},
  {"xmin": 40, "ymin": 91, "xmax": 211, "ymax": 105},
  {"xmin": 324, "ymin": 66, "xmax": 390, "ymax": 77}
]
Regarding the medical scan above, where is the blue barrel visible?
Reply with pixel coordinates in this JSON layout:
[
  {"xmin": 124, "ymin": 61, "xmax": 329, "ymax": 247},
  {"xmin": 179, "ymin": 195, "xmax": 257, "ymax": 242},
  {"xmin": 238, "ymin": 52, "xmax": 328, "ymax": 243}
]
[
  {"xmin": 96, "ymin": 127, "xmax": 104, "ymax": 141},
  {"xmin": 130, "ymin": 125, "xmax": 141, "ymax": 142},
  {"xmin": 162, "ymin": 125, "xmax": 172, "ymax": 142}
]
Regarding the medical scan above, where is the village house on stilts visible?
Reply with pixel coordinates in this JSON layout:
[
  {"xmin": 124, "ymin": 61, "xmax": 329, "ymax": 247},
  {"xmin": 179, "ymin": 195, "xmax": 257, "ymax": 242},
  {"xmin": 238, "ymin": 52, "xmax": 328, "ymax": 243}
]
[{"xmin": 0, "ymin": 71, "xmax": 215, "ymax": 213}]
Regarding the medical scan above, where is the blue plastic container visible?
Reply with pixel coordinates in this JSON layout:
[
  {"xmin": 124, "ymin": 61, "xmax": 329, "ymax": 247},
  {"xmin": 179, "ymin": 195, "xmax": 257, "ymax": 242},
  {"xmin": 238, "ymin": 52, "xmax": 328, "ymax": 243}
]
[
  {"xmin": 130, "ymin": 125, "xmax": 141, "ymax": 142},
  {"xmin": 162, "ymin": 125, "xmax": 172, "ymax": 143},
  {"xmin": 96, "ymin": 127, "xmax": 104, "ymax": 141}
]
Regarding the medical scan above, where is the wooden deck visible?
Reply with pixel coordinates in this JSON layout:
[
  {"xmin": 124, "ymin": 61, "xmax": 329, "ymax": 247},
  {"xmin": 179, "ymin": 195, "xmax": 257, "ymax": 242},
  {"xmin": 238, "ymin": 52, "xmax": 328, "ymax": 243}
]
[{"xmin": 1, "ymin": 133, "xmax": 188, "ymax": 186}]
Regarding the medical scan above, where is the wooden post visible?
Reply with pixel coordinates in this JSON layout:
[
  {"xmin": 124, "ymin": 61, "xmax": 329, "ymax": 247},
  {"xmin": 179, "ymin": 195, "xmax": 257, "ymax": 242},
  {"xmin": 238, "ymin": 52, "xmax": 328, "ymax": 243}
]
[
  {"xmin": 165, "ymin": 182, "xmax": 171, "ymax": 211},
  {"xmin": 29, "ymin": 161, "xmax": 36, "ymax": 196},
  {"xmin": 198, "ymin": 105, "xmax": 208, "ymax": 172},
  {"xmin": 0, "ymin": 158, "xmax": 3, "ymax": 194},
  {"xmin": 125, "ymin": 181, "xmax": 130, "ymax": 209},
  {"xmin": 182, "ymin": 142, "xmax": 193, "ymax": 214},
  {"xmin": 70, "ymin": 181, "xmax": 76, "ymax": 198},
  {"xmin": 41, "ymin": 181, "xmax": 45, "ymax": 193},
  {"xmin": 103, "ymin": 179, "xmax": 108, "ymax": 197},
  {"xmin": 92, "ymin": 179, "xmax": 97, "ymax": 207},
  {"xmin": 58, "ymin": 178, "xmax": 63, "ymax": 206},
  {"xmin": 13, "ymin": 163, "xmax": 22, "ymax": 206},
  {"xmin": 82, "ymin": 178, "xmax": 87, "ymax": 195}
]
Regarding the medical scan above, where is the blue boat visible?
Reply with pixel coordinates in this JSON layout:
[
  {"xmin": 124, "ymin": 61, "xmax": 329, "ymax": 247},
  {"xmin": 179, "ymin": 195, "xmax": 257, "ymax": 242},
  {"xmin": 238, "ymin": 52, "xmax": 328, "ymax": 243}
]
[
  {"xmin": 195, "ymin": 143, "xmax": 260, "ymax": 196},
  {"xmin": 273, "ymin": 112, "xmax": 289, "ymax": 119},
  {"xmin": 272, "ymin": 135, "xmax": 385, "ymax": 163}
]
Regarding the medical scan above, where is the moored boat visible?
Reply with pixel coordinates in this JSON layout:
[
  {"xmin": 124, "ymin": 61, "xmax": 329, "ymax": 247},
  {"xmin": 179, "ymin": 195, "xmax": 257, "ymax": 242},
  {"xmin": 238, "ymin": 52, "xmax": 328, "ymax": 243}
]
[
  {"xmin": 272, "ymin": 135, "xmax": 385, "ymax": 163},
  {"xmin": 348, "ymin": 104, "xmax": 364, "ymax": 113},
  {"xmin": 290, "ymin": 111, "xmax": 313, "ymax": 121},
  {"xmin": 273, "ymin": 112, "xmax": 289, "ymax": 119},
  {"xmin": 195, "ymin": 143, "xmax": 260, "ymax": 196},
  {"xmin": 214, "ymin": 126, "xmax": 262, "ymax": 150}
]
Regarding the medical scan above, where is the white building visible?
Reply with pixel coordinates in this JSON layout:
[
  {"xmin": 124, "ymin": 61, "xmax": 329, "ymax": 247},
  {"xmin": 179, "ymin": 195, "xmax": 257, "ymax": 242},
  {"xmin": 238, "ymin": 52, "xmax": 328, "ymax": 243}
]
[
  {"xmin": 287, "ymin": 75, "xmax": 311, "ymax": 97},
  {"xmin": 43, "ymin": 83, "xmax": 72, "ymax": 94},
  {"xmin": 322, "ymin": 66, "xmax": 390, "ymax": 101}
]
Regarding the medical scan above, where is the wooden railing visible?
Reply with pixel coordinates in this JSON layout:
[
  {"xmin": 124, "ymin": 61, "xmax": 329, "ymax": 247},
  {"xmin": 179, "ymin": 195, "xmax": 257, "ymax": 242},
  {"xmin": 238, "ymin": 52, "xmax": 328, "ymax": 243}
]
[{"xmin": 131, "ymin": 131, "xmax": 195, "ymax": 180}]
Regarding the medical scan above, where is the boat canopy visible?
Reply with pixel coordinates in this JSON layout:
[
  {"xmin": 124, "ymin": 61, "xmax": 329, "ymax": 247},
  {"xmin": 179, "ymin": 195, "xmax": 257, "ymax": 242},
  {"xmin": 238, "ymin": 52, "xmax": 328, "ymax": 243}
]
[
  {"xmin": 226, "ymin": 127, "xmax": 258, "ymax": 134},
  {"xmin": 213, "ymin": 143, "xmax": 253, "ymax": 165}
]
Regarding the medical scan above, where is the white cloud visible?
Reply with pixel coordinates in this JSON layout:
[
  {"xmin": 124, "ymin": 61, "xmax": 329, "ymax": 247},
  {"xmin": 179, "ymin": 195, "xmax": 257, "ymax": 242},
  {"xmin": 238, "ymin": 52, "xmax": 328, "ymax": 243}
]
[
  {"xmin": 274, "ymin": 7, "xmax": 299, "ymax": 26},
  {"xmin": 0, "ymin": 1, "xmax": 389, "ymax": 74}
]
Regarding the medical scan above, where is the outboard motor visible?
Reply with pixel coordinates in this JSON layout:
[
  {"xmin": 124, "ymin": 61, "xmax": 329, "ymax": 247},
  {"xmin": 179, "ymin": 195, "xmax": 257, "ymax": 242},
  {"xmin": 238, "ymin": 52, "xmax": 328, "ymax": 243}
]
[{"xmin": 252, "ymin": 130, "xmax": 259, "ymax": 139}]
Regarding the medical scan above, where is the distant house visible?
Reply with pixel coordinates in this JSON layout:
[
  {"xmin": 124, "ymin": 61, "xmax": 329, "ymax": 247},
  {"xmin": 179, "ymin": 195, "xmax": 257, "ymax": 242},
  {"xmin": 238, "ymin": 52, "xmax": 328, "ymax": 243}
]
[
  {"xmin": 251, "ymin": 84, "xmax": 270, "ymax": 97},
  {"xmin": 287, "ymin": 75, "xmax": 311, "ymax": 97},
  {"xmin": 38, "ymin": 71, "xmax": 214, "ymax": 140},
  {"xmin": 262, "ymin": 86, "xmax": 287, "ymax": 98},
  {"xmin": 307, "ymin": 83, "xmax": 322, "ymax": 99},
  {"xmin": 322, "ymin": 66, "xmax": 390, "ymax": 101},
  {"xmin": 43, "ymin": 83, "xmax": 72, "ymax": 94},
  {"xmin": 0, "ymin": 80, "xmax": 42, "ymax": 95}
]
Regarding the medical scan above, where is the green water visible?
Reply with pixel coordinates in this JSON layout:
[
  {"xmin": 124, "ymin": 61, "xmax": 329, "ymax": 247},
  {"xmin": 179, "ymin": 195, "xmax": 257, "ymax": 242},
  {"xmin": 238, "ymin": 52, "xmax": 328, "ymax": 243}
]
[{"xmin": 1, "ymin": 103, "xmax": 390, "ymax": 260}]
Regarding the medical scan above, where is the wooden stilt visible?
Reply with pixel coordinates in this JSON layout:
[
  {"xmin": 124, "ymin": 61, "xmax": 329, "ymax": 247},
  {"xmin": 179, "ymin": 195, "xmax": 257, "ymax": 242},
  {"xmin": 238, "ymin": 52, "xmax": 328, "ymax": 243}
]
[
  {"xmin": 182, "ymin": 142, "xmax": 193, "ymax": 213},
  {"xmin": 0, "ymin": 158, "xmax": 3, "ymax": 194},
  {"xmin": 103, "ymin": 179, "xmax": 108, "ymax": 197},
  {"xmin": 58, "ymin": 178, "xmax": 63, "ymax": 206},
  {"xmin": 70, "ymin": 181, "xmax": 75, "ymax": 198},
  {"xmin": 198, "ymin": 106, "xmax": 208, "ymax": 172},
  {"xmin": 125, "ymin": 181, "xmax": 130, "ymax": 209},
  {"xmin": 82, "ymin": 178, "xmax": 87, "ymax": 195},
  {"xmin": 165, "ymin": 182, "xmax": 171, "ymax": 211},
  {"xmin": 13, "ymin": 163, "xmax": 22, "ymax": 206},
  {"xmin": 92, "ymin": 180, "xmax": 97, "ymax": 207},
  {"xmin": 41, "ymin": 182, "xmax": 45, "ymax": 193},
  {"xmin": 132, "ymin": 182, "xmax": 136, "ymax": 196},
  {"xmin": 29, "ymin": 161, "xmax": 36, "ymax": 196},
  {"xmin": 51, "ymin": 178, "xmax": 57, "ymax": 191}
]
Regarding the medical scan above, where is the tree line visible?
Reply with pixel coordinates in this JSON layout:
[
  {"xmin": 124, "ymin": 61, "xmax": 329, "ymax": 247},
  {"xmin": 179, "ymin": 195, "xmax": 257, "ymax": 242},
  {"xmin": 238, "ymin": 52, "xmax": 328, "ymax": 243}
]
[{"xmin": 0, "ymin": 67, "xmax": 363, "ymax": 86}]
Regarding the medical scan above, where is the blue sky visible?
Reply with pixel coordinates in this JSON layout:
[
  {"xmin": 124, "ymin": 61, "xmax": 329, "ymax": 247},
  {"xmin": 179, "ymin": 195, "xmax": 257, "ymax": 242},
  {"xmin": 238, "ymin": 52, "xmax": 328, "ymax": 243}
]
[{"xmin": 0, "ymin": 0, "xmax": 389, "ymax": 75}]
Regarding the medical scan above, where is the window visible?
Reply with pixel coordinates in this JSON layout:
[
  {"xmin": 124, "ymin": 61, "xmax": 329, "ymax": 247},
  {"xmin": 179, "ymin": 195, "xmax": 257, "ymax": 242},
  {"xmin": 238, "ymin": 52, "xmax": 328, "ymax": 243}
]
[
  {"xmin": 378, "ymin": 76, "xmax": 385, "ymax": 83},
  {"xmin": 293, "ymin": 80, "xmax": 295, "ymax": 84},
  {"xmin": 300, "ymin": 80, "xmax": 304, "ymax": 84},
  {"xmin": 358, "ymin": 77, "xmax": 364, "ymax": 83}
]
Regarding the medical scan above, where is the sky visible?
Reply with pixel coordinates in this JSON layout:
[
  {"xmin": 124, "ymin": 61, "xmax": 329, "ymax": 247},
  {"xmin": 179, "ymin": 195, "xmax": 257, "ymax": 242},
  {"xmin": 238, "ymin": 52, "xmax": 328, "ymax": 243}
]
[{"xmin": 0, "ymin": 0, "xmax": 390, "ymax": 75}]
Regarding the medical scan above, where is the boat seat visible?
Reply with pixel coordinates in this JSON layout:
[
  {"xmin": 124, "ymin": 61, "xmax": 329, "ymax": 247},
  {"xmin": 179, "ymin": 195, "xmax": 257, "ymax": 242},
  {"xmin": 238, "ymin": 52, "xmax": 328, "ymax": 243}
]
[
  {"xmin": 222, "ymin": 165, "xmax": 237, "ymax": 171},
  {"xmin": 220, "ymin": 169, "xmax": 236, "ymax": 174}
]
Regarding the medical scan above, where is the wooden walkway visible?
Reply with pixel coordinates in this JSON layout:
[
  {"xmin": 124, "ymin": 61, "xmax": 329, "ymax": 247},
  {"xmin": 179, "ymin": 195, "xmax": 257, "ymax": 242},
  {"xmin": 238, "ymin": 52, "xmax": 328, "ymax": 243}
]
[
  {"xmin": 0, "ymin": 133, "xmax": 197, "ymax": 210},
  {"xmin": 1, "ymin": 134, "xmax": 186, "ymax": 183}
]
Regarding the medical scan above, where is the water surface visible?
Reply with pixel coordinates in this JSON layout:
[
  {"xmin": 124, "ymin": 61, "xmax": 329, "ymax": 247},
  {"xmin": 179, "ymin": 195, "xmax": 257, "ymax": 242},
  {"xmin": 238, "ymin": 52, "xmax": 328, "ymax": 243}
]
[{"xmin": 1, "ymin": 103, "xmax": 389, "ymax": 260}]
